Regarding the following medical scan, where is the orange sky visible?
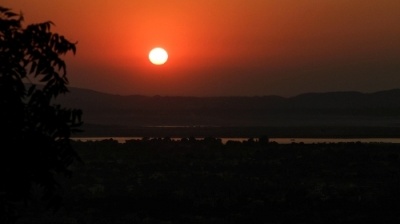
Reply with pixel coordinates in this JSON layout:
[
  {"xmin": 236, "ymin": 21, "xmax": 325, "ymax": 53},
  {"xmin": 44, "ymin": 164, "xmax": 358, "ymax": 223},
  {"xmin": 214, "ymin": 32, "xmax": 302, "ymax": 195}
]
[{"xmin": 3, "ymin": 0, "xmax": 400, "ymax": 96}]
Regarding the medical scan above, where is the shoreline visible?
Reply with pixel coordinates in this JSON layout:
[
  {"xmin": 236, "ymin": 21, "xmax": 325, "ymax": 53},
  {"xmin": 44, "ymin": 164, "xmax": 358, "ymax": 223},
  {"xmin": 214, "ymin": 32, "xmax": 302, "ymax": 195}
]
[{"xmin": 71, "ymin": 136, "xmax": 400, "ymax": 144}]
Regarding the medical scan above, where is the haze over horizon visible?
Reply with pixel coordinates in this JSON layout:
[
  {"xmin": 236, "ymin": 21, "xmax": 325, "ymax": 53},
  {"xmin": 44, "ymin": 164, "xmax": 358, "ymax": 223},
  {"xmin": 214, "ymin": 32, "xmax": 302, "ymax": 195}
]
[
  {"xmin": 67, "ymin": 85, "xmax": 400, "ymax": 98},
  {"xmin": 4, "ymin": 0, "xmax": 400, "ymax": 97}
]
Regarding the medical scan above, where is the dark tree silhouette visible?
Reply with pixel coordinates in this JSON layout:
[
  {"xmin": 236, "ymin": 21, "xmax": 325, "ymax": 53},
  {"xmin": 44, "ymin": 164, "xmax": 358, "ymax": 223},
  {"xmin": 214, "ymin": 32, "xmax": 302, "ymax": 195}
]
[{"xmin": 0, "ymin": 6, "xmax": 82, "ymax": 222}]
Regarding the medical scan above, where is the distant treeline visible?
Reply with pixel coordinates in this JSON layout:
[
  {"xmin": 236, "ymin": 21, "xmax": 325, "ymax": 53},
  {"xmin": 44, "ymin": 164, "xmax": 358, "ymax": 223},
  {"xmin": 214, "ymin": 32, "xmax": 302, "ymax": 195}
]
[{"xmin": 52, "ymin": 138, "xmax": 400, "ymax": 224}]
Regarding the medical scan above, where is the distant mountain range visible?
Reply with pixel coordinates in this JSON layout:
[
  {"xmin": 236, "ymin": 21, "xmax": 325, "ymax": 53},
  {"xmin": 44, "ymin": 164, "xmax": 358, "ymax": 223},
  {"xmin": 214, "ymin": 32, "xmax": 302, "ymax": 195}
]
[{"xmin": 53, "ymin": 87, "xmax": 400, "ymax": 137}]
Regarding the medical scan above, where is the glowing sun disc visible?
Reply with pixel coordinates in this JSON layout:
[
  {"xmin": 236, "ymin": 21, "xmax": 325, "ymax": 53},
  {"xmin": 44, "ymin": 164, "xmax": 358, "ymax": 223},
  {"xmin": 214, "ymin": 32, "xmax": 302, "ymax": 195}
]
[{"xmin": 149, "ymin": 47, "xmax": 168, "ymax": 65}]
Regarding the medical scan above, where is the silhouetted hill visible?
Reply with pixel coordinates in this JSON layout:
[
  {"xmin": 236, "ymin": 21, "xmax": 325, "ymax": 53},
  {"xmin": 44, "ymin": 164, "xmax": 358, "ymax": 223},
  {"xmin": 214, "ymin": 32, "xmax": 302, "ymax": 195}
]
[{"xmin": 53, "ymin": 87, "xmax": 400, "ymax": 137}]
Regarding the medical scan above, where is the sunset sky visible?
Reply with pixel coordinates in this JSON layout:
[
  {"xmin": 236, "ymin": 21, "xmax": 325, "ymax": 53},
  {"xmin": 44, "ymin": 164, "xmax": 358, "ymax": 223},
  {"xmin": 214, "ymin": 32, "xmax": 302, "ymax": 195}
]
[{"xmin": 4, "ymin": 0, "xmax": 400, "ymax": 96}]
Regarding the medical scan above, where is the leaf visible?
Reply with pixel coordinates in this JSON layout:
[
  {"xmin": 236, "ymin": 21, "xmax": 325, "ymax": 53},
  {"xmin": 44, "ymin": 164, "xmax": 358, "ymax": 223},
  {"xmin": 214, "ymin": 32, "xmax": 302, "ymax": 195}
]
[
  {"xmin": 28, "ymin": 84, "xmax": 36, "ymax": 96},
  {"xmin": 58, "ymin": 61, "xmax": 66, "ymax": 74},
  {"xmin": 46, "ymin": 78, "xmax": 56, "ymax": 87},
  {"xmin": 35, "ymin": 61, "xmax": 44, "ymax": 76},
  {"xmin": 4, "ymin": 12, "xmax": 18, "ymax": 18},
  {"xmin": 0, "ymin": 7, "xmax": 10, "ymax": 13},
  {"xmin": 40, "ymin": 73, "xmax": 53, "ymax": 82},
  {"xmin": 29, "ymin": 61, "xmax": 37, "ymax": 74},
  {"xmin": 71, "ymin": 44, "xmax": 77, "ymax": 55}
]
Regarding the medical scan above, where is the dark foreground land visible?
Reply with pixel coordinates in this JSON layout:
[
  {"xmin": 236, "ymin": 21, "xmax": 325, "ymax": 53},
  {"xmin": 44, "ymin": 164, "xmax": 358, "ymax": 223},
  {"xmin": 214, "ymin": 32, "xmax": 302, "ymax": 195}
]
[{"xmin": 17, "ymin": 138, "xmax": 400, "ymax": 224}]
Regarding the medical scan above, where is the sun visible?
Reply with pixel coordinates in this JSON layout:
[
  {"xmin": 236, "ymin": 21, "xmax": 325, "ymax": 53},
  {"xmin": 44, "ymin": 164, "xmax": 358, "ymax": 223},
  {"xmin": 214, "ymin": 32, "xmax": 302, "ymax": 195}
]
[{"xmin": 148, "ymin": 47, "xmax": 168, "ymax": 65}]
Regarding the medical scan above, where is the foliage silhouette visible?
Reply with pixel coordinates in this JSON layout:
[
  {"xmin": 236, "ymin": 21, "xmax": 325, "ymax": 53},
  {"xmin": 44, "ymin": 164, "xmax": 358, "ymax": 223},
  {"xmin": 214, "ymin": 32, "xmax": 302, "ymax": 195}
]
[{"xmin": 0, "ymin": 6, "xmax": 82, "ymax": 223}]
